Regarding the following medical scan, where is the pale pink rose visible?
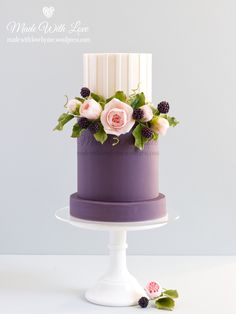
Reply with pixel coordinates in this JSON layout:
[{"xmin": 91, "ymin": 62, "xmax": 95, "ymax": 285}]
[
  {"xmin": 66, "ymin": 99, "xmax": 81, "ymax": 114},
  {"xmin": 140, "ymin": 104, "xmax": 153, "ymax": 122},
  {"xmin": 145, "ymin": 281, "xmax": 162, "ymax": 299},
  {"xmin": 152, "ymin": 117, "xmax": 169, "ymax": 135},
  {"xmin": 100, "ymin": 98, "xmax": 135, "ymax": 136},
  {"xmin": 80, "ymin": 99, "xmax": 102, "ymax": 120}
]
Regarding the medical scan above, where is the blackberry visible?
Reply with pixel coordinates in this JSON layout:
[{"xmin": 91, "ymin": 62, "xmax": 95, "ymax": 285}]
[
  {"xmin": 138, "ymin": 297, "xmax": 149, "ymax": 308},
  {"xmin": 141, "ymin": 127, "xmax": 153, "ymax": 138},
  {"xmin": 80, "ymin": 87, "xmax": 90, "ymax": 98},
  {"xmin": 88, "ymin": 121, "xmax": 100, "ymax": 134},
  {"xmin": 78, "ymin": 117, "xmax": 90, "ymax": 129},
  {"xmin": 158, "ymin": 101, "xmax": 169, "ymax": 114},
  {"xmin": 133, "ymin": 108, "xmax": 144, "ymax": 120}
]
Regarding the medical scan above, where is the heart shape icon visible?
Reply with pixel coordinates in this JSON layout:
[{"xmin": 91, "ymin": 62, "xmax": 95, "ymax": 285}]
[{"xmin": 42, "ymin": 6, "xmax": 55, "ymax": 18}]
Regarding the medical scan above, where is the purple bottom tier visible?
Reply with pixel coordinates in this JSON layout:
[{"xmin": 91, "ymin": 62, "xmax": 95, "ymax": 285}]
[{"xmin": 70, "ymin": 192, "xmax": 166, "ymax": 222}]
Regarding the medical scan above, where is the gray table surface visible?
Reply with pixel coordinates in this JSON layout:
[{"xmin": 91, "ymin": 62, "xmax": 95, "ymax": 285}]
[{"xmin": 0, "ymin": 255, "xmax": 235, "ymax": 313}]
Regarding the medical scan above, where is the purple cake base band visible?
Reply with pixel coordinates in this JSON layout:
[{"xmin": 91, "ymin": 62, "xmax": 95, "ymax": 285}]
[{"xmin": 70, "ymin": 193, "xmax": 166, "ymax": 222}]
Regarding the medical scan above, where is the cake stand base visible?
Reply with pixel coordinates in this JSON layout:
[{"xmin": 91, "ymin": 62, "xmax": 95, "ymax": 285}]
[
  {"xmin": 55, "ymin": 208, "xmax": 177, "ymax": 307},
  {"xmin": 85, "ymin": 230, "xmax": 147, "ymax": 306}
]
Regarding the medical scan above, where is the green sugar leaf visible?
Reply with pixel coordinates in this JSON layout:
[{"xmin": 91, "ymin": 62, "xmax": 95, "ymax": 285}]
[
  {"xmin": 167, "ymin": 116, "xmax": 179, "ymax": 127},
  {"xmin": 132, "ymin": 124, "xmax": 150, "ymax": 150},
  {"xmin": 163, "ymin": 290, "xmax": 179, "ymax": 299},
  {"xmin": 94, "ymin": 126, "xmax": 108, "ymax": 144},
  {"xmin": 53, "ymin": 113, "xmax": 74, "ymax": 131},
  {"xmin": 113, "ymin": 91, "xmax": 127, "ymax": 102},
  {"xmin": 161, "ymin": 115, "xmax": 179, "ymax": 127},
  {"xmin": 106, "ymin": 91, "xmax": 127, "ymax": 103},
  {"xmin": 91, "ymin": 92, "xmax": 106, "ymax": 104},
  {"xmin": 150, "ymin": 104, "xmax": 159, "ymax": 115},
  {"xmin": 132, "ymin": 124, "xmax": 143, "ymax": 150},
  {"xmin": 71, "ymin": 123, "xmax": 84, "ymax": 138},
  {"xmin": 152, "ymin": 132, "xmax": 159, "ymax": 141},
  {"xmin": 75, "ymin": 96, "xmax": 85, "ymax": 103},
  {"xmin": 168, "ymin": 116, "xmax": 179, "ymax": 127},
  {"xmin": 155, "ymin": 297, "xmax": 175, "ymax": 311},
  {"xmin": 130, "ymin": 92, "xmax": 145, "ymax": 109}
]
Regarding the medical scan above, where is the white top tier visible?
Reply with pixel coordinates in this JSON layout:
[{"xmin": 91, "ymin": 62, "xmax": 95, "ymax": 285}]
[{"xmin": 83, "ymin": 53, "xmax": 152, "ymax": 100}]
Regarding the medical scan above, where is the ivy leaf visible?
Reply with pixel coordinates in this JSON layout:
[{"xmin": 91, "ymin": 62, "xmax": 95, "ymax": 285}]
[
  {"xmin": 152, "ymin": 132, "xmax": 159, "ymax": 141},
  {"xmin": 106, "ymin": 96, "xmax": 113, "ymax": 103},
  {"xmin": 94, "ymin": 126, "xmax": 108, "ymax": 144},
  {"xmin": 53, "ymin": 113, "xmax": 74, "ymax": 131},
  {"xmin": 132, "ymin": 124, "xmax": 143, "ymax": 150},
  {"xmin": 75, "ymin": 96, "xmax": 85, "ymax": 103},
  {"xmin": 155, "ymin": 297, "xmax": 175, "ymax": 311},
  {"xmin": 91, "ymin": 92, "xmax": 106, "ymax": 103},
  {"xmin": 106, "ymin": 91, "xmax": 127, "ymax": 103},
  {"xmin": 161, "ymin": 115, "xmax": 179, "ymax": 127},
  {"xmin": 163, "ymin": 290, "xmax": 179, "ymax": 299},
  {"xmin": 132, "ymin": 124, "xmax": 150, "ymax": 150},
  {"xmin": 150, "ymin": 104, "xmax": 159, "ymax": 115},
  {"xmin": 71, "ymin": 123, "xmax": 84, "ymax": 138},
  {"xmin": 113, "ymin": 91, "xmax": 127, "ymax": 102},
  {"xmin": 130, "ymin": 92, "xmax": 145, "ymax": 109},
  {"xmin": 167, "ymin": 116, "xmax": 179, "ymax": 127}
]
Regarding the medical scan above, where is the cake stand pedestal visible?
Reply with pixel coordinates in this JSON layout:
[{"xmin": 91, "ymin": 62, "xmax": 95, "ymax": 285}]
[{"xmin": 55, "ymin": 208, "xmax": 178, "ymax": 307}]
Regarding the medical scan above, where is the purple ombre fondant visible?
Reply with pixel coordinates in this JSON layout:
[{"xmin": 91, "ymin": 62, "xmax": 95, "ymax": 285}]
[{"xmin": 70, "ymin": 131, "xmax": 167, "ymax": 222}]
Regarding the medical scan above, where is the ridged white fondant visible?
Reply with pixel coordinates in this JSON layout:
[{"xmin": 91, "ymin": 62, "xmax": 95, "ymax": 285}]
[{"xmin": 83, "ymin": 53, "xmax": 152, "ymax": 101}]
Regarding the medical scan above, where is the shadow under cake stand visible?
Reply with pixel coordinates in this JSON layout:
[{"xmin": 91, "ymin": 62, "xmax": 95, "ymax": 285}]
[{"xmin": 55, "ymin": 208, "xmax": 179, "ymax": 307}]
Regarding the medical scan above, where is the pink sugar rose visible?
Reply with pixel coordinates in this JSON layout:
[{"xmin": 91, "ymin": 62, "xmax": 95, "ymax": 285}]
[
  {"xmin": 101, "ymin": 98, "xmax": 135, "ymax": 136},
  {"xmin": 80, "ymin": 98, "xmax": 102, "ymax": 120},
  {"xmin": 140, "ymin": 104, "xmax": 153, "ymax": 122},
  {"xmin": 66, "ymin": 98, "xmax": 81, "ymax": 114},
  {"xmin": 145, "ymin": 281, "xmax": 162, "ymax": 299},
  {"xmin": 152, "ymin": 117, "xmax": 169, "ymax": 135}
]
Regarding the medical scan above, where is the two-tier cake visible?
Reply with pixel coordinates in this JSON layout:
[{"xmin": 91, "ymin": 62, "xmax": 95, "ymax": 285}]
[{"xmin": 54, "ymin": 53, "xmax": 178, "ymax": 222}]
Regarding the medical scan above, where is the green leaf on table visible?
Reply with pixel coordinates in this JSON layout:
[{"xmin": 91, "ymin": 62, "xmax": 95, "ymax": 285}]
[
  {"xmin": 155, "ymin": 297, "xmax": 175, "ymax": 311},
  {"xmin": 130, "ymin": 92, "xmax": 145, "ymax": 109},
  {"xmin": 53, "ymin": 113, "xmax": 74, "ymax": 131},
  {"xmin": 163, "ymin": 290, "xmax": 179, "ymax": 299},
  {"xmin": 94, "ymin": 126, "xmax": 108, "ymax": 144},
  {"xmin": 91, "ymin": 92, "xmax": 106, "ymax": 104},
  {"xmin": 71, "ymin": 123, "xmax": 84, "ymax": 138}
]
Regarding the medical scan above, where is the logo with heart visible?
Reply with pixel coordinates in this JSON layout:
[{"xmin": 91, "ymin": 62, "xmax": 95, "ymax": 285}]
[{"xmin": 42, "ymin": 6, "xmax": 55, "ymax": 18}]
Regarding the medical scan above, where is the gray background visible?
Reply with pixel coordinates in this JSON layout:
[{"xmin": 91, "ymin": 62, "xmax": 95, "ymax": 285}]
[{"xmin": 0, "ymin": 0, "xmax": 235, "ymax": 255}]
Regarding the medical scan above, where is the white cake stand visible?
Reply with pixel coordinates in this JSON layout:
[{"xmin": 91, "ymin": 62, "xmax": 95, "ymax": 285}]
[{"xmin": 55, "ymin": 208, "xmax": 179, "ymax": 307}]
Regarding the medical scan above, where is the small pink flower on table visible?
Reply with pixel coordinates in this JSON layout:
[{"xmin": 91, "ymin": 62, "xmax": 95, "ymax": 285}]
[
  {"xmin": 80, "ymin": 99, "xmax": 102, "ymax": 120},
  {"xmin": 101, "ymin": 98, "xmax": 135, "ymax": 136},
  {"xmin": 145, "ymin": 281, "xmax": 163, "ymax": 299}
]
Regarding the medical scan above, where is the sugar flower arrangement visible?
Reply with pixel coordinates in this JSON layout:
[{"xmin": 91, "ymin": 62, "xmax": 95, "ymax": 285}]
[
  {"xmin": 54, "ymin": 87, "xmax": 179, "ymax": 150},
  {"xmin": 138, "ymin": 280, "xmax": 179, "ymax": 311}
]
